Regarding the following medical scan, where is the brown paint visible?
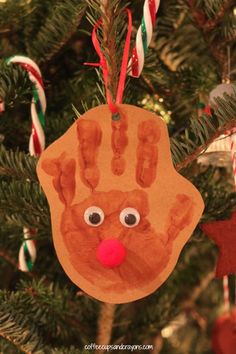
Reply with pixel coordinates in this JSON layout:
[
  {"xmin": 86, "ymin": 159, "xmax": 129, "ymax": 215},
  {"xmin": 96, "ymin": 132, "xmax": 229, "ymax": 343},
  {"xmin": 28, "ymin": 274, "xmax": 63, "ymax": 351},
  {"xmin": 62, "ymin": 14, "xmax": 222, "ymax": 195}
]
[
  {"xmin": 77, "ymin": 119, "xmax": 102, "ymax": 189},
  {"xmin": 111, "ymin": 111, "xmax": 128, "ymax": 176},
  {"xmin": 37, "ymin": 104, "xmax": 204, "ymax": 304},
  {"xmin": 62, "ymin": 190, "xmax": 194, "ymax": 294},
  {"xmin": 41, "ymin": 153, "xmax": 76, "ymax": 206},
  {"xmin": 136, "ymin": 119, "xmax": 160, "ymax": 188}
]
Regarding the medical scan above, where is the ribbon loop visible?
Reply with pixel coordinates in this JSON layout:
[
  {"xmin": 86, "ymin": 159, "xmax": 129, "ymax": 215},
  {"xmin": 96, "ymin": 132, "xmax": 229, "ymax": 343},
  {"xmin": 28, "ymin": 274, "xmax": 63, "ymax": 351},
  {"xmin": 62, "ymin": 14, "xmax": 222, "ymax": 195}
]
[{"xmin": 85, "ymin": 9, "xmax": 132, "ymax": 115}]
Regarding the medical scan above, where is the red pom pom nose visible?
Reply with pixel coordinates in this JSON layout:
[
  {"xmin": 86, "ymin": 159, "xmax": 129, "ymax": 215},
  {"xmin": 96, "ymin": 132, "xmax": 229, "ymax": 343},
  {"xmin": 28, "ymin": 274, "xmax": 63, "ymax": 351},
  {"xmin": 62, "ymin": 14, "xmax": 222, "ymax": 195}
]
[{"xmin": 96, "ymin": 239, "xmax": 126, "ymax": 268}]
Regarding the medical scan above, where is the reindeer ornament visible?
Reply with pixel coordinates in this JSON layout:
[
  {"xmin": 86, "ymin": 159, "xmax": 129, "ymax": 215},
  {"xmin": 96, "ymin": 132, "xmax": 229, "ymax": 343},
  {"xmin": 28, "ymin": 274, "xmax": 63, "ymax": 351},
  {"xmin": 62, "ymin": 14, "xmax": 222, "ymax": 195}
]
[{"xmin": 37, "ymin": 104, "xmax": 204, "ymax": 303}]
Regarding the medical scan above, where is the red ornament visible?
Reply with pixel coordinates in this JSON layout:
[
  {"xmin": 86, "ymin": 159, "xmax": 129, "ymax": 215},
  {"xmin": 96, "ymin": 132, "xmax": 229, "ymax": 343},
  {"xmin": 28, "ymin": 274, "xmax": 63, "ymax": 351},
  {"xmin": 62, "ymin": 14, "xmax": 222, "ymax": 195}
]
[
  {"xmin": 212, "ymin": 308, "xmax": 236, "ymax": 354},
  {"xmin": 201, "ymin": 211, "xmax": 236, "ymax": 277}
]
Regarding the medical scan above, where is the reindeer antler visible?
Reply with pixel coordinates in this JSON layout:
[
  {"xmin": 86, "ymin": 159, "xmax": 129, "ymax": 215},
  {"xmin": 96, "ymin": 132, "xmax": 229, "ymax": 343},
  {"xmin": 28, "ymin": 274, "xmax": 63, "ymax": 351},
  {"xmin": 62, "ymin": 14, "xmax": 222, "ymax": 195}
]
[{"xmin": 41, "ymin": 153, "xmax": 76, "ymax": 206}]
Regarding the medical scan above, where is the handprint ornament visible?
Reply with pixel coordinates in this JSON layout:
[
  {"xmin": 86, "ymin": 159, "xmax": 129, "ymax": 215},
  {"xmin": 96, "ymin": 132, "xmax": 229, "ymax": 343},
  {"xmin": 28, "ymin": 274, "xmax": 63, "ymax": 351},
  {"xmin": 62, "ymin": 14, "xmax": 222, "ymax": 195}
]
[{"xmin": 37, "ymin": 105, "xmax": 204, "ymax": 303}]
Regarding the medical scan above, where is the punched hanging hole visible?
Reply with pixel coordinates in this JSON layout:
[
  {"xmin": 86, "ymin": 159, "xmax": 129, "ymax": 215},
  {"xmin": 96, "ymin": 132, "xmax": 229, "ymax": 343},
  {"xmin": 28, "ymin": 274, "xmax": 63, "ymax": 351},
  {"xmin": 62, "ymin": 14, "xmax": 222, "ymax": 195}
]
[{"xmin": 112, "ymin": 112, "xmax": 121, "ymax": 121}]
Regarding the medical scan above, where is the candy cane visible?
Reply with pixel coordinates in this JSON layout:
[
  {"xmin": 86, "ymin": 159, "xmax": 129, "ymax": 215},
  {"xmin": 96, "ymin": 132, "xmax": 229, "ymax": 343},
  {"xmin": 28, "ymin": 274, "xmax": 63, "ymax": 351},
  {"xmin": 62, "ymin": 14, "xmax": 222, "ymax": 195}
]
[
  {"xmin": 223, "ymin": 276, "xmax": 230, "ymax": 313},
  {"xmin": 231, "ymin": 128, "xmax": 236, "ymax": 311},
  {"xmin": 7, "ymin": 55, "xmax": 46, "ymax": 271},
  {"xmin": 128, "ymin": 0, "xmax": 160, "ymax": 77},
  {"xmin": 7, "ymin": 55, "xmax": 46, "ymax": 156},
  {"xmin": 18, "ymin": 228, "xmax": 37, "ymax": 272},
  {"xmin": 0, "ymin": 101, "xmax": 4, "ymax": 113}
]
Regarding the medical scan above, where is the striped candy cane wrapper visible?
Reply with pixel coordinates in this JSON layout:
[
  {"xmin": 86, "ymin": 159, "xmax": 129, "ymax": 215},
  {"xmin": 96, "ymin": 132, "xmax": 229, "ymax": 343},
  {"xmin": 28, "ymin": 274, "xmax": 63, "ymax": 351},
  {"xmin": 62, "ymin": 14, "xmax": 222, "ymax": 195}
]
[
  {"xmin": 7, "ymin": 55, "xmax": 46, "ymax": 272},
  {"xmin": 129, "ymin": 0, "xmax": 160, "ymax": 77}
]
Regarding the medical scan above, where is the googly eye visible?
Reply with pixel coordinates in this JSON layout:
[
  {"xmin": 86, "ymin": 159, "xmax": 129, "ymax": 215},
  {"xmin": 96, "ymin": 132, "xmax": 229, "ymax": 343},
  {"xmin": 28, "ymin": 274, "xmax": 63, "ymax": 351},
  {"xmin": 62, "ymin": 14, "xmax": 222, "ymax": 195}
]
[
  {"xmin": 84, "ymin": 206, "xmax": 104, "ymax": 227},
  {"xmin": 119, "ymin": 208, "xmax": 140, "ymax": 228}
]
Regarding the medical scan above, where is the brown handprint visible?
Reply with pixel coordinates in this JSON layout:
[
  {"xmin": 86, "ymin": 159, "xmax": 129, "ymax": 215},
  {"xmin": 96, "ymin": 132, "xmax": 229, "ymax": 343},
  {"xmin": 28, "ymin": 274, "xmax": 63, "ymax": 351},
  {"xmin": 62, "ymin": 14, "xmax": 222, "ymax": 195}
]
[{"xmin": 37, "ymin": 104, "xmax": 204, "ymax": 303}]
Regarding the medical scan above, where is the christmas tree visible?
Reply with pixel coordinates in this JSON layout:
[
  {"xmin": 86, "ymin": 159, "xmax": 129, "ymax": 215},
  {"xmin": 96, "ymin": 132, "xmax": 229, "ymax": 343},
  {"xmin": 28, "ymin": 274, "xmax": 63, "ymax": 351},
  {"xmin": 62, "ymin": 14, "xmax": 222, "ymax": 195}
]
[{"xmin": 0, "ymin": 0, "xmax": 236, "ymax": 353}]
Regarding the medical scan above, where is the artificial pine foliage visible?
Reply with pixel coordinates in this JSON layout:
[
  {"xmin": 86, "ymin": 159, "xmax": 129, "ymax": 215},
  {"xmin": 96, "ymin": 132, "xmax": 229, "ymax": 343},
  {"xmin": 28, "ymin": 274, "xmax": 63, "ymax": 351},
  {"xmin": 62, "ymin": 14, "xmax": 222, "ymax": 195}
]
[{"xmin": 0, "ymin": 0, "xmax": 236, "ymax": 353}]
